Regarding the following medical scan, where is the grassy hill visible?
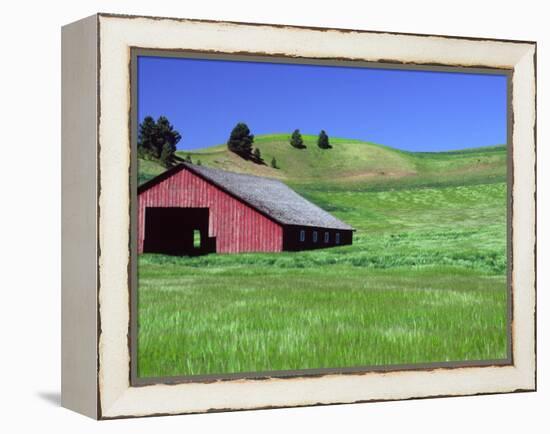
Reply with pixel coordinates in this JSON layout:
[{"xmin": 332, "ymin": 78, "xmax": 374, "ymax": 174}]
[
  {"xmin": 138, "ymin": 134, "xmax": 506, "ymax": 191},
  {"xmin": 137, "ymin": 133, "xmax": 509, "ymax": 378}
]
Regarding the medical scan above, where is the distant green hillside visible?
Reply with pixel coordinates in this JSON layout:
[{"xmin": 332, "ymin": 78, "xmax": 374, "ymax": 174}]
[
  {"xmin": 137, "ymin": 133, "xmax": 508, "ymax": 376},
  {"xmin": 138, "ymin": 134, "xmax": 506, "ymax": 190}
]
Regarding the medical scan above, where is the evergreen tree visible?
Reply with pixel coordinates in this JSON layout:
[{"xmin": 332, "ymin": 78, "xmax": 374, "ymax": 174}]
[
  {"xmin": 185, "ymin": 154, "xmax": 192, "ymax": 164},
  {"xmin": 196, "ymin": 160, "xmax": 202, "ymax": 166},
  {"xmin": 290, "ymin": 129, "xmax": 306, "ymax": 149},
  {"xmin": 156, "ymin": 116, "xmax": 181, "ymax": 156},
  {"xmin": 317, "ymin": 130, "xmax": 332, "ymax": 149},
  {"xmin": 227, "ymin": 122, "xmax": 254, "ymax": 157},
  {"xmin": 137, "ymin": 116, "xmax": 157, "ymax": 157},
  {"xmin": 159, "ymin": 142, "xmax": 175, "ymax": 168},
  {"xmin": 253, "ymin": 147, "xmax": 262, "ymax": 161},
  {"xmin": 137, "ymin": 115, "xmax": 181, "ymax": 160},
  {"xmin": 271, "ymin": 157, "xmax": 278, "ymax": 169}
]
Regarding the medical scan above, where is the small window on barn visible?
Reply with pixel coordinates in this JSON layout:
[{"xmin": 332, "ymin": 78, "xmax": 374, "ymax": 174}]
[
  {"xmin": 299, "ymin": 230, "xmax": 305, "ymax": 242},
  {"xmin": 193, "ymin": 230, "xmax": 201, "ymax": 248},
  {"xmin": 324, "ymin": 232, "xmax": 329, "ymax": 243},
  {"xmin": 335, "ymin": 232, "xmax": 341, "ymax": 244},
  {"xmin": 313, "ymin": 231, "xmax": 318, "ymax": 243}
]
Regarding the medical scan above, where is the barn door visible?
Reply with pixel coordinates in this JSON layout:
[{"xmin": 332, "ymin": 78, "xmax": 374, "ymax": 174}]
[{"xmin": 143, "ymin": 207, "xmax": 215, "ymax": 256}]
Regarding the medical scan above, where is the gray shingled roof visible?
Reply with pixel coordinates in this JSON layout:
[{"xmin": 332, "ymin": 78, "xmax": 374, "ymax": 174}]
[{"xmin": 187, "ymin": 164, "xmax": 353, "ymax": 231}]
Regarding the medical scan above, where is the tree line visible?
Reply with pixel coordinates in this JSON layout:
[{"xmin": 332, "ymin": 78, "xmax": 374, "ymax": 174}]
[{"xmin": 138, "ymin": 117, "xmax": 333, "ymax": 170}]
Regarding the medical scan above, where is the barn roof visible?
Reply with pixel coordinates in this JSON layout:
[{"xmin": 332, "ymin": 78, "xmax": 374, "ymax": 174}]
[{"xmin": 139, "ymin": 163, "xmax": 354, "ymax": 231}]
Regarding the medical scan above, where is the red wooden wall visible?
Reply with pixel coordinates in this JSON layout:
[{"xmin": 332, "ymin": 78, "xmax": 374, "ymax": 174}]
[{"xmin": 138, "ymin": 168, "xmax": 283, "ymax": 254}]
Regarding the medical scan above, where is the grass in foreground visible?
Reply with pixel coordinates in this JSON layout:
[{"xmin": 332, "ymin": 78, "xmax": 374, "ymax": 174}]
[{"xmin": 137, "ymin": 264, "xmax": 507, "ymax": 377}]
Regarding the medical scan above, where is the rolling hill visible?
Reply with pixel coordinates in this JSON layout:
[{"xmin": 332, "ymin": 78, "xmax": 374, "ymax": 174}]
[
  {"xmin": 138, "ymin": 134, "xmax": 507, "ymax": 191},
  {"xmin": 137, "ymin": 133, "xmax": 509, "ymax": 376}
]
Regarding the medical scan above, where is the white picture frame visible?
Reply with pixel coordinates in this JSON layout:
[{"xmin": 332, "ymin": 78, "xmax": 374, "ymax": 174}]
[{"xmin": 61, "ymin": 13, "xmax": 536, "ymax": 419}]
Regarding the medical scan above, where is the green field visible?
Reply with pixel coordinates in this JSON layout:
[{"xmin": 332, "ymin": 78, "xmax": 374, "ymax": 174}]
[{"xmin": 137, "ymin": 134, "xmax": 508, "ymax": 378}]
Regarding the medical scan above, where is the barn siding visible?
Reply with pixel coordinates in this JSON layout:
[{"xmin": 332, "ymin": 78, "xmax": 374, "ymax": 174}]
[{"xmin": 138, "ymin": 168, "xmax": 283, "ymax": 254}]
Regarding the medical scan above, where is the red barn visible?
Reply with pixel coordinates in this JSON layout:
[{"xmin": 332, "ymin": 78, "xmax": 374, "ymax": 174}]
[{"xmin": 138, "ymin": 163, "xmax": 353, "ymax": 255}]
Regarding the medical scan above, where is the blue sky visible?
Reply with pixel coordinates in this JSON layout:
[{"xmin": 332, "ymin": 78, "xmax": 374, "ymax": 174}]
[{"xmin": 138, "ymin": 56, "xmax": 507, "ymax": 152}]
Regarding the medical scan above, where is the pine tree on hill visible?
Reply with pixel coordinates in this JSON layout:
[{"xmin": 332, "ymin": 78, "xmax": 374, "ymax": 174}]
[
  {"xmin": 160, "ymin": 142, "xmax": 174, "ymax": 168},
  {"xmin": 137, "ymin": 115, "xmax": 181, "ymax": 163},
  {"xmin": 227, "ymin": 122, "xmax": 254, "ymax": 157},
  {"xmin": 271, "ymin": 157, "xmax": 278, "ymax": 169},
  {"xmin": 156, "ymin": 116, "xmax": 181, "ymax": 156},
  {"xmin": 252, "ymin": 148, "xmax": 265, "ymax": 164},
  {"xmin": 290, "ymin": 129, "xmax": 306, "ymax": 149},
  {"xmin": 137, "ymin": 116, "xmax": 157, "ymax": 157},
  {"xmin": 253, "ymin": 147, "xmax": 262, "ymax": 161},
  {"xmin": 317, "ymin": 130, "xmax": 332, "ymax": 149}
]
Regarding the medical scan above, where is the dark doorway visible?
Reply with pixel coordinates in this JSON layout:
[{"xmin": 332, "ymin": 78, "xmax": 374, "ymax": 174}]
[{"xmin": 143, "ymin": 207, "xmax": 216, "ymax": 256}]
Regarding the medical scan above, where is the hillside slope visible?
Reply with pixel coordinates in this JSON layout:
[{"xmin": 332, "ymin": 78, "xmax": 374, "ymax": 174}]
[
  {"xmin": 138, "ymin": 134, "xmax": 506, "ymax": 190},
  {"xmin": 137, "ymin": 134, "xmax": 508, "ymax": 377}
]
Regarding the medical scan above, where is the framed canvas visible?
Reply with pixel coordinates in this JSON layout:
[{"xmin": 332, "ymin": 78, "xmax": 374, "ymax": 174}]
[{"xmin": 61, "ymin": 13, "xmax": 536, "ymax": 419}]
